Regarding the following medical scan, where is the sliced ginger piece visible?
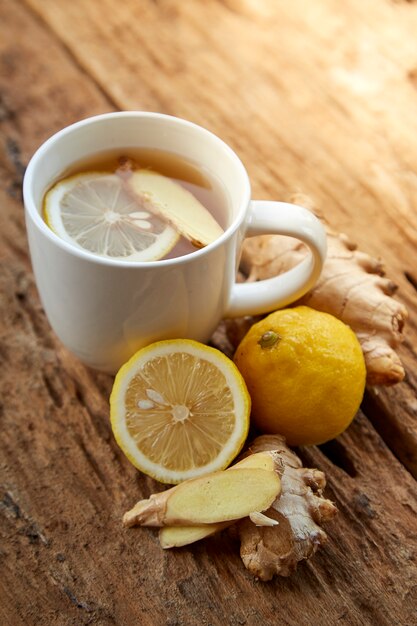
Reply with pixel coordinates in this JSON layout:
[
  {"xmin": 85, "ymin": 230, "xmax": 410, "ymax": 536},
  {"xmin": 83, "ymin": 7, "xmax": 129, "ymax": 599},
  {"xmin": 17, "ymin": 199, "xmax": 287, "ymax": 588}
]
[
  {"xmin": 128, "ymin": 170, "xmax": 224, "ymax": 248},
  {"xmin": 159, "ymin": 522, "xmax": 231, "ymax": 549},
  {"xmin": 158, "ymin": 450, "xmax": 282, "ymax": 549},
  {"xmin": 124, "ymin": 465, "xmax": 281, "ymax": 528},
  {"xmin": 232, "ymin": 450, "xmax": 281, "ymax": 472}
]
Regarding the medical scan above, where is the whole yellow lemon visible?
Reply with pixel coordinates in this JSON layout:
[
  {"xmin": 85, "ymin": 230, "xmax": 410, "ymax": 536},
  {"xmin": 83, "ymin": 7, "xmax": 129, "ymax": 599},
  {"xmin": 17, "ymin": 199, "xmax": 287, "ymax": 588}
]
[{"xmin": 233, "ymin": 306, "xmax": 366, "ymax": 446}]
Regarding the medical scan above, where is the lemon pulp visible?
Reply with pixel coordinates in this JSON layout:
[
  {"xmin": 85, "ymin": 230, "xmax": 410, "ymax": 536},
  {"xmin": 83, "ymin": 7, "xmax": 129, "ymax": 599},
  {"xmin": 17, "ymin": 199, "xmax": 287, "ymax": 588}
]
[{"xmin": 110, "ymin": 339, "xmax": 251, "ymax": 484}]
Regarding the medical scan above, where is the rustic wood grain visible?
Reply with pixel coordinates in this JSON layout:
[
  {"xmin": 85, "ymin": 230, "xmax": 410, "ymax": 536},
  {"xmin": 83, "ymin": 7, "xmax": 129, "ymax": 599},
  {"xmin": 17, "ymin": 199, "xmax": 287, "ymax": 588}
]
[
  {"xmin": 23, "ymin": 0, "xmax": 417, "ymax": 479},
  {"xmin": 1, "ymin": 1, "xmax": 417, "ymax": 625}
]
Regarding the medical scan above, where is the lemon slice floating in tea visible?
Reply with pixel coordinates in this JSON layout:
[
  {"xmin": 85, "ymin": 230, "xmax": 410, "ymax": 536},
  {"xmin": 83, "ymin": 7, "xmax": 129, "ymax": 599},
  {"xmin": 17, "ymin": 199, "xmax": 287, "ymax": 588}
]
[
  {"xmin": 110, "ymin": 339, "xmax": 251, "ymax": 484},
  {"xmin": 44, "ymin": 172, "xmax": 179, "ymax": 262}
]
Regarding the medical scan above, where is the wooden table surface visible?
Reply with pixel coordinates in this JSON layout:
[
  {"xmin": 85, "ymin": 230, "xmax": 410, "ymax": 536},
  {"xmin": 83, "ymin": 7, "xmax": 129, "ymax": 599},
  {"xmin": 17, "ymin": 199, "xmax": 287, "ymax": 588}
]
[{"xmin": 1, "ymin": 1, "xmax": 417, "ymax": 625}]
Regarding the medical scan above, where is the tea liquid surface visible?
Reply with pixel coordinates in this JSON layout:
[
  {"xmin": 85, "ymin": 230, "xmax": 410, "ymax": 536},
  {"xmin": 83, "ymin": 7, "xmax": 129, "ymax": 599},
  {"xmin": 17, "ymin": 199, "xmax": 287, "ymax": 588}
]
[{"xmin": 43, "ymin": 148, "xmax": 229, "ymax": 261}]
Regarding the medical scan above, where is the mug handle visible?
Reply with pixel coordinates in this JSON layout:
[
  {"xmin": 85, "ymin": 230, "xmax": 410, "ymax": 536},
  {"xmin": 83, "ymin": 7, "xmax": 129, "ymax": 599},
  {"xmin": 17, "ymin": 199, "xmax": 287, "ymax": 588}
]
[{"xmin": 226, "ymin": 201, "xmax": 327, "ymax": 318}]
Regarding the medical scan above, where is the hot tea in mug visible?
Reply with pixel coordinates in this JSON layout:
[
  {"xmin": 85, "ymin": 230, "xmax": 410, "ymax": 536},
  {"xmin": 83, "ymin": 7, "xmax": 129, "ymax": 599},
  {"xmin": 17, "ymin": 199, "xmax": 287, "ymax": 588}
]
[
  {"xmin": 42, "ymin": 148, "xmax": 229, "ymax": 262},
  {"xmin": 24, "ymin": 112, "xmax": 326, "ymax": 372}
]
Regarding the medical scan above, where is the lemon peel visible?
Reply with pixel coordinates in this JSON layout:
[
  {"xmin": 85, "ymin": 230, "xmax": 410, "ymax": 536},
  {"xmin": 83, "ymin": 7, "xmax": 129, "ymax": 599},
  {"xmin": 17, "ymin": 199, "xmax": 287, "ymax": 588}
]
[{"xmin": 234, "ymin": 306, "xmax": 366, "ymax": 446}]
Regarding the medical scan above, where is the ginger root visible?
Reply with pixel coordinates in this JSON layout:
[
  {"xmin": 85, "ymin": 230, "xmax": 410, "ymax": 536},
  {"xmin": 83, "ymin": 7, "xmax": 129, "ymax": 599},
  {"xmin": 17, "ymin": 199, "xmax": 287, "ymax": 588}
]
[
  {"xmin": 123, "ymin": 463, "xmax": 281, "ymax": 528},
  {"xmin": 127, "ymin": 437, "xmax": 337, "ymax": 581},
  {"xmin": 235, "ymin": 215, "xmax": 407, "ymax": 386},
  {"xmin": 238, "ymin": 435, "xmax": 338, "ymax": 580}
]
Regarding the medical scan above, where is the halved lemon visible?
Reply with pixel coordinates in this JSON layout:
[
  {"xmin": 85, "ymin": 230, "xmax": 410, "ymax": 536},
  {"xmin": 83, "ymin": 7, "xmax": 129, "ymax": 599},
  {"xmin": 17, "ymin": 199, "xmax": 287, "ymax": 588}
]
[
  {"xmin": 44, "ymin": 172, "xmax": 179, "ymax": 261},
  {"xmin": 110, "ymin": 339, "xmax": 251, "ymax": 484}
]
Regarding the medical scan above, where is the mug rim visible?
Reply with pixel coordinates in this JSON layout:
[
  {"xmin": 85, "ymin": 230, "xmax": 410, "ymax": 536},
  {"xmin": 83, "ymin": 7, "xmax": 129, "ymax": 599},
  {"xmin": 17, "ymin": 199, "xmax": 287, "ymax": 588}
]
[{"xmin": 23, "ymin": 111, "xmax": 252, "ymax": 268}]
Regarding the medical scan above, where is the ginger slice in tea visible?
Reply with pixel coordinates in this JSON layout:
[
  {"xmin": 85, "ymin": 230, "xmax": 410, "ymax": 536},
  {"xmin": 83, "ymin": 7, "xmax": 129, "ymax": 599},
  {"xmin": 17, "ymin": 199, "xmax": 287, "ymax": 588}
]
[{"xmin": 127, "ymin": 170, "xmax": 224, "ymax": 248}]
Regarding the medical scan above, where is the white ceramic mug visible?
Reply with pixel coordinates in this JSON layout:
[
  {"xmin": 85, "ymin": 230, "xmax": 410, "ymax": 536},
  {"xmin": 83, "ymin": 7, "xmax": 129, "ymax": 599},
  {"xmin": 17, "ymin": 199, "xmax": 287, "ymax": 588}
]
[{"xmin": 23, "ymin": 112, "xmax": 326, "ymax": 373}]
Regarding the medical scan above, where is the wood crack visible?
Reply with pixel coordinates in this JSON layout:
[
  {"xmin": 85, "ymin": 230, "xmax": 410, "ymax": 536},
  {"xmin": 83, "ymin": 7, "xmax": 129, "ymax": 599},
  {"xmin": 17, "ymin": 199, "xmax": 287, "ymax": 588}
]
[
  {"xmin": 4, "ymin": 137, "xmax": 25, "ymax": 200},
  {"xmin": 62, "ymin": 586, "xmax": 94, "ymax": 613},
  {"xmin": 73, "ymin": 434, "xmax": 108, "ymax": 488},
  {"xmin": 404, "ymin": 270, "xmax": 417, "ymax": 292},
  {"xmin": 41, "ymin": 370, "xmax": 64, "ymax": 409},
  {"xmin": 0, "ymin": 489, "xmax": 50, "ymax": 547},
  {"xmin": 317, "ymin": 439, "xmax": 358, "ymax": 478},
  {"xmin": 361, "ymin": 387, "xmax": 417, "ymax": 480}
]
